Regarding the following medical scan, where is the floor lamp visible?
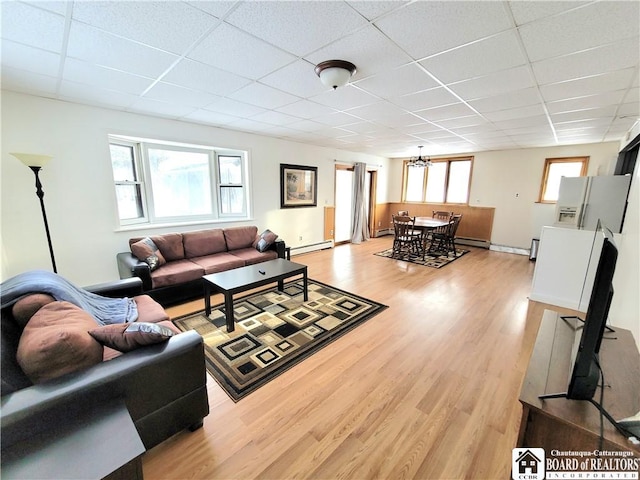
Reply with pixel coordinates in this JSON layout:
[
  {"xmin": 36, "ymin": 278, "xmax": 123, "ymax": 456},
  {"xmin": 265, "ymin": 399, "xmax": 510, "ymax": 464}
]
[{"xmin": 11, "ymin": 153, "xmax": 58, "ymax": 273}]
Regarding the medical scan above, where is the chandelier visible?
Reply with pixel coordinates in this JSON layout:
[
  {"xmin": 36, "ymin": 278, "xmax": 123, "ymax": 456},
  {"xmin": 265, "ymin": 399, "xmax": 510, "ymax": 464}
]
[{"xmin": 408, "ymin": 146, "xmax": 433, "ymax": 168}]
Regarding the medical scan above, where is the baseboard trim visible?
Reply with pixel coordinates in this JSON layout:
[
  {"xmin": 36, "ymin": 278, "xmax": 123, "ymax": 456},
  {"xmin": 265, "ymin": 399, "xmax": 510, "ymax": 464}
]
[
  {"xmin": 456, "ymin": 237, "xmax": 490, "ymax": 249},
  {"xmin": 290, "ymin": 240, "xmax": 334, "ymax": 255},
  {"xmin": 489, "ymin": 244, "xmax": 529, "ymax": 256}
]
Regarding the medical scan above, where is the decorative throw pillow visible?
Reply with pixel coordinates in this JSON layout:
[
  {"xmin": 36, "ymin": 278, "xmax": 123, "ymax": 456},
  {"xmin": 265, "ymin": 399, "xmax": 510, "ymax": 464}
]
[
  {"xmin": 12, "ymin": 293, "xmax": 56, "ymax": 329},
  {"xmin": 131, "ymin": 237, "xmax": 166, "ymax": 271},
  {"xmin": 253, "ymin": 229, "xmax": 278, "ymax": 253},
  {"xmin": 88, "ymin": 322, "xmax": 174, "ymax": 352},
  {"xmin": 17, "ymin": 301, "xmax": 104, "ymax": 383}
]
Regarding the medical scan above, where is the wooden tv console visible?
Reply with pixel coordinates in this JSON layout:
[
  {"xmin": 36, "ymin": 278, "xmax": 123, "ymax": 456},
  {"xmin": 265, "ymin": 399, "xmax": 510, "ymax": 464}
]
[{"xmin": 518, "ymin": 310, "xmax": 639, "ymax": 454}]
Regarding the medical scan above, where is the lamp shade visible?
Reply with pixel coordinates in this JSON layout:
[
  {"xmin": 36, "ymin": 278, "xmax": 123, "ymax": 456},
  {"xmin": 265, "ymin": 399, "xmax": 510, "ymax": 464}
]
[
  {"xmin": 315, "ymin": 60, "xmax": 357, "ymax": 90},
  {"xmin": 10, "ymin": 152, "xmax": 53, "ymax": 168}
]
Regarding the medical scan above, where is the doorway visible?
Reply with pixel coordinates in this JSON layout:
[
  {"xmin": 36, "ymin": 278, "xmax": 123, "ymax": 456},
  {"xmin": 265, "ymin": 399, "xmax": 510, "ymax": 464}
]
[{"xmin": 334, "ymin": 165, "xmax": 376, "ymax": 245}]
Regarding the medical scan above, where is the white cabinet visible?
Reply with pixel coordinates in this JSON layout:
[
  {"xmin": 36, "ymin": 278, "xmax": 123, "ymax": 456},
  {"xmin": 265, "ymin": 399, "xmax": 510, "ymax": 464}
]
[{"xmin": 530, "ymin": 226, "xmax": 602, "ymax": 311}]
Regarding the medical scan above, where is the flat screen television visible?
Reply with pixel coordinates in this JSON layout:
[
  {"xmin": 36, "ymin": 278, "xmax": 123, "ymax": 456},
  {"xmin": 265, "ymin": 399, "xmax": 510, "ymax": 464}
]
[{"xmin": 566, "ymin": 222, "xmax": 618, "ymax": 400}]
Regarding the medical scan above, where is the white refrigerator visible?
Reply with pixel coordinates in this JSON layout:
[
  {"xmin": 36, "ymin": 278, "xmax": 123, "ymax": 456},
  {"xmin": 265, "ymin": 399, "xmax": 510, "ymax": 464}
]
[{"xmin": 554, "ymin": 175, "xmax": 631, "ymax": 233}]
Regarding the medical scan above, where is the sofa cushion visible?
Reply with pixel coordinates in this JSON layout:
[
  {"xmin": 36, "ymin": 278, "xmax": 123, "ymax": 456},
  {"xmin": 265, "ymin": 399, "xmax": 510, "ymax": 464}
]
[
  {"xmin": 101, "ymin": 320, "xmax": 179, "ymax": 361},
  {"xmin": 224, "ymin": 226, "xmax": 258, "ymax": 250},
  {"xmin": 229, "ymin": 248, "xmax": 278, "ymax": 265},
  {"xmin": 88, "ymin": 322, "xmax": 175, "ymax": 352},
  {"xmin": 183, "ymin": 229, "xmax": 227, "ymax": 258},
  {"xmin": 133, "ymin": 295, "xmax": 170, "ymax": 323},
  {"xmin": 252, "ymin": 229, "xmax": 278, "ymax": 252},
  {"xmin": 150, "ymin": 259, "xmax": 205, "ymax": 289},
  {"xmin": 131, "ymin": 237, "xmax": 166, "ymax": 271},
  {"xmin": 129, "ymin": 233, "xmax": 185, "ymax": 261},
  {"xmin": 190, "ymin": 253, "xmax": 246, "ymax": 274},
  {"xmin": 12, "ymin": 293, "xmax": 56, "ymax": 329},
  {"xmin": 16, "ymin": 301, "xmax": 103, "ymax": 383}
]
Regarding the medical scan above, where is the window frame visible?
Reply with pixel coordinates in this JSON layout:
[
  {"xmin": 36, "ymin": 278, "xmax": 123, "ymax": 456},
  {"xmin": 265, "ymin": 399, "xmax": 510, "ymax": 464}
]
[
  {"xmin": 401, "ymin": 156, "xmax": 473, "ymax": 205},
  {"xmin": 108, "ymin": 135, "xmax": 249, "ymax": 228},
  {"xmin": 538, "ymin": 156, "xmax": 589, "ymax": 204}
]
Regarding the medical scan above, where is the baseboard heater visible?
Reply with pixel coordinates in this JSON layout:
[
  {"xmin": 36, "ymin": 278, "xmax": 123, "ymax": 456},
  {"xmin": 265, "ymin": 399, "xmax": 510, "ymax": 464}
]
[
  {"xmin": 456, "ymin": 237, "xmax": 490, "ymax": 249},
  {"xmin": 290, "ymin": 240, "xmax": 334, "ymax": 256}
]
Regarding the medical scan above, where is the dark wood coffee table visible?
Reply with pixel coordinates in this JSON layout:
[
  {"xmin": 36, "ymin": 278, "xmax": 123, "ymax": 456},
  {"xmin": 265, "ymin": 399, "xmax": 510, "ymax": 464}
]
[{"xmin": 203, "ymin": 258, "xmax": 308, "ymax": 332}]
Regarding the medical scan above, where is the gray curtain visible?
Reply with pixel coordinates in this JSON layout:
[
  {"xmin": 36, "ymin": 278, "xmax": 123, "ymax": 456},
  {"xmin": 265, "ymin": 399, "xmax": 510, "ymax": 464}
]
[{"xmin": 351, "ymin": 162, "xmax": 370, "ymax": 244}]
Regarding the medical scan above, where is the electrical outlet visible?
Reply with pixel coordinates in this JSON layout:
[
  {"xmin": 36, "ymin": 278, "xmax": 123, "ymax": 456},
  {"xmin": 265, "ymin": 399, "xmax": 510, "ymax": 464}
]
[{"xmin": 298, "ymin": 235, "xmax": 302, "ymax": 241}]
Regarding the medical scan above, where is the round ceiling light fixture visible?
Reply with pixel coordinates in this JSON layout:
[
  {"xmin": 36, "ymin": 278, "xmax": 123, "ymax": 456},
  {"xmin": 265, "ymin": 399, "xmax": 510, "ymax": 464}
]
[{"xmin": 314, "ymin": 60, "xmax": 357, "ymax": 90}]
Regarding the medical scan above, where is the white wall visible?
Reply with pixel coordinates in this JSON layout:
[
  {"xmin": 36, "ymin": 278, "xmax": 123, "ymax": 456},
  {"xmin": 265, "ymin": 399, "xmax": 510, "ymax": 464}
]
[
  {"xmin": 609, "ymin": 121, "xmax": 640, "ymax": 347},
  {"xmin": 1, "ymin": 91, "xmax": 388, "ymax": 285},
  {"xmin": 388, "ymin": 142, "xmax": 619, "ymax": 248}
]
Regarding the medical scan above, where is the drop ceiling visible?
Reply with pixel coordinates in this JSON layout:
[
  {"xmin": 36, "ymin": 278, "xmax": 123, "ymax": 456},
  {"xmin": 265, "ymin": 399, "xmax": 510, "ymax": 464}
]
[{"xmin": 1, "ymin": 0, "xmax": 638, "ymax": 158}]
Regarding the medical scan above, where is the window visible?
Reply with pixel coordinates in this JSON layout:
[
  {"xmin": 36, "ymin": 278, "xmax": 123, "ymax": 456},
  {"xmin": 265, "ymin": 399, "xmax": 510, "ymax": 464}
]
[
  {"xmin": 539, "ymin": 157, "xmax": 589, "ymax": 203},
  {"xmin": 402, "ymin": 157, "xmax": 473, "ymax": 204},
  {"xmin": 109, "ymin": 135, "xmax": 248, "ymax": 226}
]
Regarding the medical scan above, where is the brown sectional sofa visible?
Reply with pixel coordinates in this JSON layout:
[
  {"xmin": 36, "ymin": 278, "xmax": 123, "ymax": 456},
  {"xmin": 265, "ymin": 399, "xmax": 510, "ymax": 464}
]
[{"xmin": 117, "ymin": 226, "xmax": 286, "ymax": 306}]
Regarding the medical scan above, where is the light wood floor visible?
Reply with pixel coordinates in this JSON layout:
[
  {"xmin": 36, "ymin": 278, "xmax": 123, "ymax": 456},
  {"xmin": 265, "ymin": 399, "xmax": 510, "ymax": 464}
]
[{"xmin": 143, "ymin": 237, "xmax": 565, "ymax": 479}]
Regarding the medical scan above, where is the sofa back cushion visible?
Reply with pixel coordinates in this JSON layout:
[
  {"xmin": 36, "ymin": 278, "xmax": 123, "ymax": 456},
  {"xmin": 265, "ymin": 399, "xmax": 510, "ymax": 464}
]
[
  {"xmin": 16, "ymin": 302, "xmax": 104, "ymax": 384},
  {"xmin": 129, "ymin": 233, "xmax": 184, "ymax": 261},
  {"xmin": 224, "ymin": 226, "xmax": 258, "ymax": 250},
  {"xmin": 183, "ymin": 229, "xmax": 227, "ymax": 258}
]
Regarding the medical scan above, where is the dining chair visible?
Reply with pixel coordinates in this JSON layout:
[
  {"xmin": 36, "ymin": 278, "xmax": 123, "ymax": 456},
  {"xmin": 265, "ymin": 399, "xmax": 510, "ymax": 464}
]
[
  {"xmin": 432, "ymin": 210, "xmax": 453, "ymax": 220},
  {"xmin": 428, "ymin": 214, "xmax": 463, "ymax": 256},
  {"xmin": 392, "ymin": 215, "xmax": 422, "ymax": 258}
]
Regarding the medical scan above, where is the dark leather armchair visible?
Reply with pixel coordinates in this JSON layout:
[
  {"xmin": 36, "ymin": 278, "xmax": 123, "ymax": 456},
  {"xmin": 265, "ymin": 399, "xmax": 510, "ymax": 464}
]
[{"xmin": 1, "ymin": 277, "xmax": 209, "ymax": 454}]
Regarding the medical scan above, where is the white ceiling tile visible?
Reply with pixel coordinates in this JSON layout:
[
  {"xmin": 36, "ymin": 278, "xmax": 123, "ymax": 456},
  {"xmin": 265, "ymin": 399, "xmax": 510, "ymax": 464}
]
[
  {"xmin": 230, "ymin": 82, "xmax": 300, "ymax": 109},
  {"xmin": 436, "ymin": 116, "xmax": 488, "ymax": 129},
  {"xmin": 276, "ymin": 100, "xmax": 337, "ymax": 120},
  {"xmin": 468, "ymin": 87, "xmax": 541, "ymax": 113},
  {"xmin": 617, "ymin": 102, "xmax": 640, "ymax": 118},
  {"xmin": 551, "ymin": 106, "xmax": 619, "ymax": 123},
  {"xmin": 162, "ymin": 58, "xmax": 251, "ymax": 96},
  {"xmin": 128, "ymin": 98, "xmax": 196, "ymax": 119},
  {"xmin": 420, "ymin": 31, "xmax": 527, "ymax": 84},
  {"xmin": 532, "ymin": 37, "xmax": 640, "ymax": 86},
  {"xmin": 305, "ymin": 26, "xmax": 410, "ymax": 79},
  {"xmin": 1, "ymin": 41, "xmax": 60, "ymax": 77},
  {"xmin": 226, "ymin": 118, "xmax": 274, "ymax": 133},
  {"xmin": 310, "ymin": 85, "xmax": 380, "ymax": 110},
  {"xmin": 374, "ymin": 1, "xmax": 513, "ymax": 59},
  {"xmin": 414, "ymin": 102, "xmax": 477, "ymax": 121},
  {"xmin": 448, "ymin": 66, "xmax": 534, "ymax": 100},
  {"xmin": 346, "ymin": 1, "xmax": 408, "ymax": 21},
  {"xmin": 23, "ymin": 1, "xmax": 69, "ymax": 16},
  {"xmin": 519, "ymin": 1, "xmax": 640, "ymax": 62},
  {"xmin": 1, "ymin": 67, "xmax": 58, "ymax": 96},
  {"xmin": 391, "ymin": 87, "xmax": 460, "ymax": 112},
  {"xmin": 71, "ymin": 1, "xmax": 217, "ymax": 54},
  {"xmin": 185, "ymin": 1, "xmax": 235, "ymax": 19},
  {"xmin": 285, "ymin": 119, "xmax": 326, "ymax": 133},
  {"xmin": 145, "ymin": 82, "xmax": 219, "ymax": 108},
  {"xmin": 482, "ymin": 104, "xmax": 546, "ymax": 122},
  {"xmin": 508, "ymin": 1, "xmax": 589, "ymax": 25},
  {"xmin": 250, "ymin": 110, "xmax": 301, "ymax": 126},
  {"xmin": 546, "ymin": 91, "xmax": 627, "ymax": 114},
  {"xmin": 311, "ymin": 111, "xmax": 365, "ymax": 127},
  {"xmin": 205, "ymin": 98, "xmax": 267, "ymax": 118},
  {"xmin": 494, "ymin": 115, "xmax": 551, "ymax": 130},
  {"xmin": 623, "ymin": 87, "xmax": 639, "ymax": 104},
  {"xmin": 182, "ymin": 109, "xmax": 240, "ymax": 126},
  {"xmin": 225, "ymin": 1, "xmax": 369, "ymax": 56},
  {"xmin": 63, "ymin": 58, "xmax": 152, "ymax": 95},
  {"xmin": 188, "ymin": 24, "xmax": 296, "ymax": 80},
  {"xmin": 59, "ymin": 80, "xmax": 139, "ymax": 108},
  {"xmin": 354, "ymin": 63, "xmax": 439, "ymax": 98},
  {"xmin": 260, "ymin": 60, "xmax": 328, "ymax": 98},
  {"xmin": 1, "ymin": 1, "xmax": 65, "ymax": 52},
  {"xmin": 540, "ymin": 68, "xmax": 637, "ymax": 102},
  {"xmin": 67, "ymin": 22, "xmax": 179, "ymax": 78}
]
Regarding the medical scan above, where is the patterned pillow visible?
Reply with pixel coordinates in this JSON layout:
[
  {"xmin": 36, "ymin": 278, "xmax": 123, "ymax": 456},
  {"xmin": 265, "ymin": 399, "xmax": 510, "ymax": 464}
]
[
  {"xmin": 88, "ymin": 322, "xmax": 175, "ymax": 352},
  {"xmin": 253, "ymin": 229, "xmax": 278, "ymax": 253},
  {"xmin": 131, "ymin": 237, "xmax": 166, "ymax": 270}
]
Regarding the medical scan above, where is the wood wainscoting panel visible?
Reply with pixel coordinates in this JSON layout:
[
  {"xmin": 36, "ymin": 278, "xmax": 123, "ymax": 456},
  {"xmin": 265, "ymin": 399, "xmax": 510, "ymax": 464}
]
[{"xmin": 387, "ymin": 203, "xmax": 495, "ymax": 242}]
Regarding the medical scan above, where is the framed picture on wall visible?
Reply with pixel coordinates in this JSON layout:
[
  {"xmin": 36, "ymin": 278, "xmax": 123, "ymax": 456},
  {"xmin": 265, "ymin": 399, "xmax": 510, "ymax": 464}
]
[{"xmin": 280, "ymin": 164, "xmax": 317, "ymax": 208}]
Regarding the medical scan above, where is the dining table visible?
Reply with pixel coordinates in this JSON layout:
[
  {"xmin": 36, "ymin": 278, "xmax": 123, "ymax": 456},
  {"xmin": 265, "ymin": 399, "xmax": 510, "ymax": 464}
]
[{"xmin": 412, "ymin": 216, "xmax": 451, "ymax": 256}]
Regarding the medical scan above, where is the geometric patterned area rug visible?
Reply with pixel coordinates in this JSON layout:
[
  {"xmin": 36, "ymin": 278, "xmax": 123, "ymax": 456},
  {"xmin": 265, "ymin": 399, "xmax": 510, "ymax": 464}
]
[
  {"xmin": 173, "ymin": 279, "xmax": 387, "ymax": 402},
  {"xmin": 374, "ymin": 247, "xmax": 469, "ymax": 268}
]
